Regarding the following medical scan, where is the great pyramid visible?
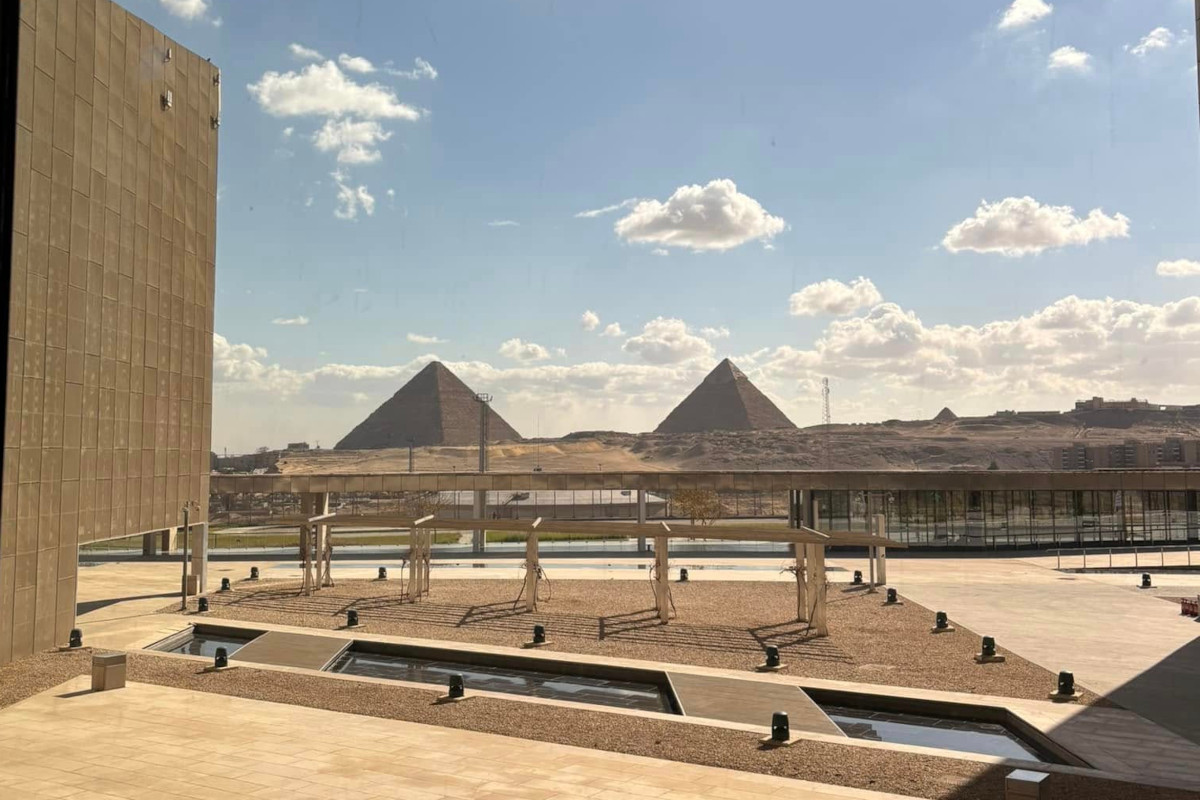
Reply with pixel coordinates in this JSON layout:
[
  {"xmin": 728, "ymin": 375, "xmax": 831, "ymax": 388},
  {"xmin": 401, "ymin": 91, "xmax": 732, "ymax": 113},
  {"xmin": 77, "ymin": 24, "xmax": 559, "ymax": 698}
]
[
  {"xmin": 933, "ymin": 407, "xmax": 958, "ymax": 423},
  {"xmin": 335, "ymin": 362, "xmax": 521, "ymax": 449},
  {"xmin": 654, "ymin": 359, "xmax": 796, "ymax": 434}
]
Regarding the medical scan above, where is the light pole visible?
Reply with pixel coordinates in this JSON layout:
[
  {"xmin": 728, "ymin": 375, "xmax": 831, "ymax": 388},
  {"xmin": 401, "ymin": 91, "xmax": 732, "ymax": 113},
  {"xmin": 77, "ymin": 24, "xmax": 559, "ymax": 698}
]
[{"xmin": 180, "ymin": 500, "xmax": 198, "ymax": 610}]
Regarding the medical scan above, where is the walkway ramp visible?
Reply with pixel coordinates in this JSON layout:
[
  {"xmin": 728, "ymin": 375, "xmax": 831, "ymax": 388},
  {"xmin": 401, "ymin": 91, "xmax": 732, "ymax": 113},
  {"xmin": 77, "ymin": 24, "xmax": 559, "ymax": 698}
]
[
  {"xmin": 231, "ymin": 631, "xmax": 349, "ymax": 670},
  {"xmin": 668, "ymin": 672, "xmax": 844, "ymax": 736}
]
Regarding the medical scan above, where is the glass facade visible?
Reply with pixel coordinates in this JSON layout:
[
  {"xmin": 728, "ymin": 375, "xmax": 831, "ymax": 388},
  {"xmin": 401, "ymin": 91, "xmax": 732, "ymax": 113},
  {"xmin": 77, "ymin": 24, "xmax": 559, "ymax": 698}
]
[{"xmin": 813, "ymin": 489, "xmax": 1200, "ymax": 547}]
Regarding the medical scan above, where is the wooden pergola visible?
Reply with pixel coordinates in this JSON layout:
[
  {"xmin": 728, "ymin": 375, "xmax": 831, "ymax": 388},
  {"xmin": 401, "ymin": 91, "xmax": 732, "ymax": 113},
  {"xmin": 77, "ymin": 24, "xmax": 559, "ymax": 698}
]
[{"xmin": 293, "ymin": 514, "xmax": 904, "ymax": 636}]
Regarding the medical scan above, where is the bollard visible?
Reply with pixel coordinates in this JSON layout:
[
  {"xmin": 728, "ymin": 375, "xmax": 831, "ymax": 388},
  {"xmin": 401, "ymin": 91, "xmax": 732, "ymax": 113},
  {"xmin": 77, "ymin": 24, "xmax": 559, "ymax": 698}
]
[
  {"xmin": 250, "ymin": 566, "xmax": 259, "ymax": 580},
  {"xmin": 69, "ymin": 628, "xmax": 83, "ymax": 648},
  {"xmin": 197, "ymin": 597, "xmax": 209, "ymax": 613},
  {"xmin": 91, "ymin": 653, "xmax": 126, "ymax": 691},
  {"xmin": 347, "ymin": 609, "xmax": 360, "ymax": 627},
  {"xmin": 378, "ymin": 567, "xmax": 388, "ymax": 580},
  {"xmin": 220, "ymin": 577, "xmax": 231, "ymax": 592},
  {"xmin": 853, "ymin": 570, "xmax": 863, "ymax": 585},
  {"xmin": 214, "ymin": 647, "xmax": 229, "ymax": 669},
  {"xmin": 448, "ymin": 674, "xmax": 465, "ymax": 699}
]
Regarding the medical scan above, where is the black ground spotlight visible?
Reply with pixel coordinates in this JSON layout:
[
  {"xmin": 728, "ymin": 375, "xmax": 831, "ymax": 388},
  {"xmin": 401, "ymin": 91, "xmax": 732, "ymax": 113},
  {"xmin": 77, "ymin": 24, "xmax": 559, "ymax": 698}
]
[
  {"xmin": 853, "ymin": 570, "xmax": 863, "ymax": 585},
  {"xmin": 679, "ymin": 568, "xmax": 689, "ymax": 582},
  {"xmin": 533, "ymin": 624, "xmax": 546, "ymax": 645},
  {"xmin": 981, "ymin": 636, "xmax": 996, "ymax": 658},
  {"xmin": 347, "ymin": 609, "xmax": 360, "ymax": 627},
  {"xmin": 378, "ymin": 567, "xmax": 388, "ymax": 580},
  {"xmin": 934, "ymin": 611, "xmax": 949, "ymax": 630},
  {"xmin": 214, "ymin": 647, "xmax": 228, "ymax": 669},
  {"xmin": 765, "ymin": 646, "xmax": 781, "ymax": 669},
  {"xmin": 886, "ymin": 588, "xmax": 898, "ymax": 604},
  {"xmin": 197, "ymin": 597, "xmax": 209, "ymax": 613},
  {"xmin": 250, "ymin": 566, "xmax": 259, "ymax": 580},
  {"xmin": 1141, "ymin": 573, "xmax": 1152, "ymax": 589},
  {"xmin": 69, "ymin": 629, "xmax": 83, "ymax": 648},
  {"xmin": 1057, "ymin": 670, "xmax": 1075, "ymax": 696},
  {"xmin": 220, "ymin": 577, "xmax": 231, "ymax": 592},
  {"xmin": 770, "ymin": 711, "xmax": 790, "ymax": 743},
  {"xmin": 448, "ymin": 673, "xmax": 465, "ymax": 699}
]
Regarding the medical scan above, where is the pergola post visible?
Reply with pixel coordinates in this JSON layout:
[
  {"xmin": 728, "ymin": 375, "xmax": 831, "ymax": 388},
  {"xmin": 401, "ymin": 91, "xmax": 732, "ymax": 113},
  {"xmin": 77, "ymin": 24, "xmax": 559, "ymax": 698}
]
[
  {"xmin": 472, "ymin": 490, "xmax": 487, "ymax": 553},
  {"xmin": 421, "ymin": 530, "xmax": 432, "ymax": 596},
  {"xmin": 811, "ymin": 544, "xmax": 828, "ymax": 636},
  {"xmin": 525, "ymin": 529, "xmax": 539, "ymax": 611},
  {"xmin": 298, "ymin": 493, "xmax": 326, "ymax": 596},
  {"xmin": 794, "ymin": 542, "xmax": 808, "ymax": 621},
  {"xmin": 190, "ymin": 522, "xmax": 209, "ymax": 594},
  {"xmin": 407, "ymin": 531, "xmax": 419, "ymax": 600},
  {"xmin": 654, "ymin": 535, "xmax": 669, "ymax": 623},
  {"xmin": 873, "ymin": 513, "xmax": 888, "ymax": 585}
]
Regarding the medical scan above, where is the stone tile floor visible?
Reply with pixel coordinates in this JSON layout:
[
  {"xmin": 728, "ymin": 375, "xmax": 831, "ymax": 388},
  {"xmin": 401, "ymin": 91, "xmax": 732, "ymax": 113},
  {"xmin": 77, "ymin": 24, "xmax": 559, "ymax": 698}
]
[{"xmin": 0, "ymin": 677, "xmax": 918, "ymax": 800}]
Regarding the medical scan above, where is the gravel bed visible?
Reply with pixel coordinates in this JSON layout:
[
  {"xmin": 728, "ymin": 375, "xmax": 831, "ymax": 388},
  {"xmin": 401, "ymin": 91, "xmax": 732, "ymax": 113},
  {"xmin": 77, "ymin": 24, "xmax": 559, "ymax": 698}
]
[
  {"xmin": 177, "ymin": 578, "xmax": 1098, "ymax": 703},
  {"xmin": 0, "ymin": 649, "xmax": 92, "ymax": 709}
]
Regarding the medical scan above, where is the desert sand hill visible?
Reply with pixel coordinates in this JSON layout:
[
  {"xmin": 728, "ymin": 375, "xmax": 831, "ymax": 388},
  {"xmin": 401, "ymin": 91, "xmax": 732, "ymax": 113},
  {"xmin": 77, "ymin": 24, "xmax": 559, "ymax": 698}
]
[{"xmin": 273, "ymin": 414, "xmax": 1200, "ymax": 474}]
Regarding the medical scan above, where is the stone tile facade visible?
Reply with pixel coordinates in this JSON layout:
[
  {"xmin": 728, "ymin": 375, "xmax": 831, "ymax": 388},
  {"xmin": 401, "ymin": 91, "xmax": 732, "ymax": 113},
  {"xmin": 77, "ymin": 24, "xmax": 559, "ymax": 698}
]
[{"xmin": 0, "ymin": 0, "xmax": 217, "ymax": 663}]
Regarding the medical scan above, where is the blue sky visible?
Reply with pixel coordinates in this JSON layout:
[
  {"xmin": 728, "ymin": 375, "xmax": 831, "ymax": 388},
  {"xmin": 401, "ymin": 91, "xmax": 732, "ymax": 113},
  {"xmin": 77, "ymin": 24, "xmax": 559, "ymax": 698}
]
[{"xmin": 133, "ymin": 0, "xmax": 1200, "ymax": 452}]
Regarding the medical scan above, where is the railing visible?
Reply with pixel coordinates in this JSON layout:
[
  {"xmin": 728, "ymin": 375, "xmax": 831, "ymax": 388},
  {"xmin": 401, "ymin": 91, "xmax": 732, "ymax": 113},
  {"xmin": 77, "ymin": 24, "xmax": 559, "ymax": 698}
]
[{"xmin": 1052, "ymin": 543, "xmax": 1196, "ymax": 571}]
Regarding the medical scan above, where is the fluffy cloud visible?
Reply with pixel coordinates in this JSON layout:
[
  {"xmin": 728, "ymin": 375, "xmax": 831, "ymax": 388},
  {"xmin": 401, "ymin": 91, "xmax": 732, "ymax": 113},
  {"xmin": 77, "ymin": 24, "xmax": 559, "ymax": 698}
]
[
  {"xmin": 272, "ymin": 316, "xmax": 310, "ymax": 326},
  {"xmin": 212, "ymin": 290, "xmax": 1200, "ymax": 451},
  {"xmin": 407, "ymin": 332, "xmax": 447, "ymax": 344},
  {"xmin": 613, "ymin": 179, "xmax": 786, "ymax": 252},
  {"xmin": 942, "ymin": 196, "xmax": 1129, "ymax": 256},
  {"xmin": 574, "ymin": 198, "xmax": 638, "ymax": 219},
  {"xmin": 289, "ymin": 43, "xmax": 323, "ymax": 61},
  {"xmin": 1127, "ymin": 28, "xmax": 1177, "ymax": 58},
  {"xmin": 331, "ymin": 171, "xmax": 376, "ymax": 221},
  {"xmin": 1048, "ymin": 46, "xmax": 1092, "ymax": 73},
  {"xmin": 312, "ymin": 118, "xmax": 393, "ymax": 164},
  {"xmin": 488, "ymin": 220, "xmax": 520, "ymax": 227},
  {"xmin": 601, "ymin": 323, "xmax": 624, "ymax": 338},
  {"xmin": 650, "ymin": 248, "xmax": 669, "ymax": 257},
  {"xmin": 499, "ymin": 338, "xmax": 552, "ymax": 363},
  {"xmin": 580, "ymin": 310, "xmax": 600, "ymax": 331},
  {"xmin": 622, "ymin": 318, "xmax": 715, "ymax": 364},
  {"xmin": 385, "ymin": 58, "xmax": 438, "ymax": 80},
  {"xmin": 338, "ymin": 54, "xmax": 376, "ymax": 74},
  {"xmin": 247, "ymin": 61, "xmax": 423, "ymax": 120},
  {"xmin": 789, "ymin": 277, "xmax": 883, "ymax": 316},
  {"xmin": 700, "ymin": 326, "xmax": 730, "ymax": 340},
  {"xmin": 1157, "ymin": 259, "xmax": 1200, "ymax": 277},
  {"xmin": 998, "ymin": 0, "xmax": 1052, "ymax": 30},
  {"xmin": 160, "ymin": 0, "xmax": 210, "ymax": 20}
]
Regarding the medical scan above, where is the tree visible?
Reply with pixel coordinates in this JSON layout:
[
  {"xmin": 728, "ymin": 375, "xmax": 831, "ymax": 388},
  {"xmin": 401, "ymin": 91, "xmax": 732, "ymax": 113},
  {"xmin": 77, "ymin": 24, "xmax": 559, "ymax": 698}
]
[
  {"xmin": 400, "ymin": 491, "xmax": 449, "ymax": 519},
  {"xmin": 673, "ymin": 488, "xmax": 723, "ymax": 526}
]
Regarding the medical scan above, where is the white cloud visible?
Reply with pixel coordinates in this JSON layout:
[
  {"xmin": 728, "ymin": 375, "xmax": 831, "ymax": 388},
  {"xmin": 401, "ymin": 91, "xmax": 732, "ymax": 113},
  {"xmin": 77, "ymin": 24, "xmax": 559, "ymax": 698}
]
[
  {"xmin": 272, "ymin": 316, "xmax": 310, "ymax": 326},
  {"xmin": 312, "ymin": 118, "xmax": 393, "ymax": 164},
  {"xmin": 789, "ymin": 277, "xmax": 883, "ymax": 317},
  {"xmin": 247, "ymin": 61, "xmax": 423, "ymax": 120},
  {"xmin": 289, "ymin": 43, "xmax": 324, "ymax": 61},
  {"xmin": 160, "ymin": 0, "xmax": 209, "ymax": 20},
  {"xmin": 554, "ymin": 348, "xmax": 568, "ymax": 358},
  {"xmin": 213, "ymin": 290, "xmax": 1200, "ymax": 450},
  {"xmin": 998, "ymin": 0, "xmax": 1052, "ymax": 31},
  {"xmin": 574, "ymin": 198, "xmax": 639, "ymax": 219},
  {"xmin": 499, "ymin": 338, "xmax": 552, "ymax": 363},
  {"xmin": 338, "ymin": 53, "xmax": 376, "ymax": 74},
  {"xmin": 386, "ymin": 188, "xmax": 396, "ymax": 198},
  {"xmin": 1157, "ymin": 259, "xmax": 1200, "ymax": 277},
  {"xmin": 331, "ymin": 171, "xmax": 376, "ymax": 221},
  {"xmin": 580, "ymin": 310, "xmax": 600, "ymax": 331},
  {"xmin": 1048, "ymin": 45, "xmax": 1092, "ymax": 73},
  {"xmin": 942, "ymin": 196, "xmax": 1129, "ymax": 256},
  {"xmin": 488, "ymin": 220, "xmax": 519, "ymax": 227},
  {"xmin": 282, "ymin": 127, "xmax": 294, "ymax": 139},
  {"xmin": 650, "ymin": 248, "xmax": 670, "ymax": 257},
  {"xmin": 601, "ymin": 322, "xmax": 624, "ymax": 338},
  {"xmin": 614, "ymin": 179, "xmax": 786, "ymax": 252},
  {"xmin": 700, "ymin": 326, "xmax": 730, "ymax": 340},
  {"xmin": 1127, "ymin": 27, "xmax": 1177, "ymax": 58},
  {"xmin": 622, "ymin": 318, "xmax": 714, "ymax": 364},
  {"xmin": 385, "ymin": 58, "xmax": 439, "ymax": 80},
  {"xmin": 407, "ymin": 332, "xmax": 447, "ymax": 344}
]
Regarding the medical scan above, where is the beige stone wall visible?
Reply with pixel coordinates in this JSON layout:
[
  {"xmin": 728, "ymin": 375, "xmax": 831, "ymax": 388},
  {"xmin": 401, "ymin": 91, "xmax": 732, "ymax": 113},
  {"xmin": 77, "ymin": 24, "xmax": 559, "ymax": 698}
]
[{"xmin": 1, "ymin": 0, "xmax": 217, "ymax": 663}]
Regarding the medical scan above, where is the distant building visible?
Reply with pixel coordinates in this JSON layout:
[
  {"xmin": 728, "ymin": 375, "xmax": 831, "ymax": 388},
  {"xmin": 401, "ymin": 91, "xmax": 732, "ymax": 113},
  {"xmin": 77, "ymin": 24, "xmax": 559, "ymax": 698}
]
[
  {"xmin": 432, "ymin": 490, "xmax": 668, "ymax": 521},
  {"xmin": 1053, "ymin": 438, "xmax": 1198, "ymax": 470},
  {"xmin": 286, "ymin": 442, "xmax": 311, "ymax": 452},
  {"xmin": 1073, "ymin": 396, "xmax": 1184, "ymax": 413}
]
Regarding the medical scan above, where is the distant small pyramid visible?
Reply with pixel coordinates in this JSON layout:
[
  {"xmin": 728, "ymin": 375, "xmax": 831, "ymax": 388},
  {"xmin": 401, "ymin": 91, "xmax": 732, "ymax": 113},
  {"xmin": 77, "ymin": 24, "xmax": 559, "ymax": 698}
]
[
  {"xmin": 654, "ymin": 359, "xmax": 796, "ymax": 434},
  {"xmin": 933, "ymin": 407, "xmax": 958, "ymax": 423},
  {"xmin": 335, "ymin": 362, "xmax": 521, "ymax": 449}
]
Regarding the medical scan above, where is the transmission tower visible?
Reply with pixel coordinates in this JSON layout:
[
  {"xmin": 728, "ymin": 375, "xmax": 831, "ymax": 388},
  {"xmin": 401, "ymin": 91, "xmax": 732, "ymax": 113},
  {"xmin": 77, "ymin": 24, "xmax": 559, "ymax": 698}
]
[{"xmin": 821, "ymin": 378, "xmax": 831, "ymax": 468}]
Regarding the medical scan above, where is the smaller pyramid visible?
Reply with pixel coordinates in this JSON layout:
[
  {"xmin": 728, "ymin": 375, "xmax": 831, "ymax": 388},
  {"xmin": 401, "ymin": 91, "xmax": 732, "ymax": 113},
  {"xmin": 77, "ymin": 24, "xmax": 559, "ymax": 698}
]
[
  {"xmin": 335, "ymin": 362, "xmax": 521, "ymax": 450},
  {"xmin": 933, "ymin": 407, "xmax": 958, "ymax": 423},
  {"xmin": 655, "ymin": 359, "xmax": 796, "ymax": 434}
]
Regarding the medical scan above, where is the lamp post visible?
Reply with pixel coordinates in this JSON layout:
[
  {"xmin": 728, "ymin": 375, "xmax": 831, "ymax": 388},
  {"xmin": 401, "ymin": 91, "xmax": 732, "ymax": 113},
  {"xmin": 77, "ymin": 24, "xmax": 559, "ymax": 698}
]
[{"xmin": 180, "ymin": 500, "xmax": 198, "ymax": 610}]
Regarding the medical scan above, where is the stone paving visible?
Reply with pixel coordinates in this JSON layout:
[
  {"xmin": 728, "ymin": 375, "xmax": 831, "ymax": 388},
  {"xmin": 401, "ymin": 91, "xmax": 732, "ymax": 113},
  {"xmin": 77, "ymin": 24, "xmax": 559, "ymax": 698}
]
[{"xmin": 0, "ymin": 676, "xmax": 919, "ymax": 800}]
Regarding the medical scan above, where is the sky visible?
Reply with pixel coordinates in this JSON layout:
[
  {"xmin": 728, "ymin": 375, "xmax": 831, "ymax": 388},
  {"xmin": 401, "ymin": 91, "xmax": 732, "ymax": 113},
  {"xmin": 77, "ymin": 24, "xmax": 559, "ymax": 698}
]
[{"xmin": 131, "ymin": 0, "xmax": 1200, "ymax": 454}]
